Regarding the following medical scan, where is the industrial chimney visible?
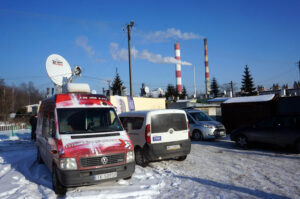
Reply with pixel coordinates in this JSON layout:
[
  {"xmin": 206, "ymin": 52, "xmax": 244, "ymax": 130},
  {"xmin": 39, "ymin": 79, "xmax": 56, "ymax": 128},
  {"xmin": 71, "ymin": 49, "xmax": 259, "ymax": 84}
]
[
  {"xmin": 204, "ymin": 38, "xmax": 210, "ymax": 97},
  {"xmin": 174, "ymin": 43, "xmax": 182, "ymax": 94}
]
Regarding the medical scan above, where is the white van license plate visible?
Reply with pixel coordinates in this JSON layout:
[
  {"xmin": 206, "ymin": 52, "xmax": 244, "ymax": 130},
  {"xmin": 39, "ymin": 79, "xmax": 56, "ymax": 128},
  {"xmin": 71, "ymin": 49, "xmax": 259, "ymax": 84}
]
[
  {"xmin": 166, "ymin": 145, "xmax": 180, "ymax": 150},
  {"xmin": 94, "ymin": 172, "xmax": 117, "ymax": 181}
]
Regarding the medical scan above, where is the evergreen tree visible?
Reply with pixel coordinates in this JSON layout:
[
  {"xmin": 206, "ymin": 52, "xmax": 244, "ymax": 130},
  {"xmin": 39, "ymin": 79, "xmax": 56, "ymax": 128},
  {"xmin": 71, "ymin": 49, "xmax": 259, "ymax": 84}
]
[
  {"xmin": 180, "ymin": 86, "xmax": 187, "ymax": 99},
  {"xmin": 241, "ymin": 65, "xmax": 256, "ymax": 96},
  {"xmin": 111, "ymin": 72, "xmax": 125, "ymax": 95},
  {"xmin": 210, "ymin": 77, "xmax": 220, "ymax": 98},
  {"xmin": 165, "ymin": 84, "xmax": 176, "ymax": 99}
]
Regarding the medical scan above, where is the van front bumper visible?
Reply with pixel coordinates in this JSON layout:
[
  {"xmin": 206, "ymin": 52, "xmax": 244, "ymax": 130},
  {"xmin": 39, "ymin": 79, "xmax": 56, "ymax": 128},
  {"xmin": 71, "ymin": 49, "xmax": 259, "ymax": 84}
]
[
  {"xmin": 145, "ymin": 139, "xmax": 191, "ymax": 161},
  {"xmin": 56, "ymin": 162, "xmax": 135, "ymax": 187}
]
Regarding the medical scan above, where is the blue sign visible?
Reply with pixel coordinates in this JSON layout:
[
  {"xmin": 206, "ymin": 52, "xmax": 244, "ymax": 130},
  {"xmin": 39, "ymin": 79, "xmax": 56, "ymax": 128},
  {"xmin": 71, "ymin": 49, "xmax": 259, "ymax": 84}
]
[
  {"xmin": 127, "ymin": 95, "xmax": 135, "ymax": 111},
  {"xmin": 153, "ymin": 136, "xmax": 161, "ymax": 141}
]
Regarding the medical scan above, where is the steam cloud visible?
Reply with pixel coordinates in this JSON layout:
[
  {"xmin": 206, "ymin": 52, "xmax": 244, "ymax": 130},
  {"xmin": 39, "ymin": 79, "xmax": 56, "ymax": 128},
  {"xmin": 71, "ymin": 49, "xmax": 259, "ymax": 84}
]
[
  {"xmin": 110, "ymin": 42, "xmax": 192, "ymax": 66},
  {"xmin": 144, "ymin": 28, "xmax": 204, "ymax": 42}
]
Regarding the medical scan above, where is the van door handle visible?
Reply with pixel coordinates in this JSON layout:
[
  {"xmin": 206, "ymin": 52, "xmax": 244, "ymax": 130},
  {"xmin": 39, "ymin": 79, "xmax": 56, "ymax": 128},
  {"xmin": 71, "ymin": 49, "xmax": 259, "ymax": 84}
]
[{"xmin": 50, "ymin": 150, "xmax": 57, "ymax": 154}]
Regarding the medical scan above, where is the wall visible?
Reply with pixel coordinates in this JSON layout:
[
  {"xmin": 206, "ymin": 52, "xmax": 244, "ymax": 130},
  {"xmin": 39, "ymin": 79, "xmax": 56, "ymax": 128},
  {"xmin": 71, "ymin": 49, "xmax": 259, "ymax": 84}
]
[{"xmin": 109, "ymin": 96, "xmax": 166, "ymax": 113}]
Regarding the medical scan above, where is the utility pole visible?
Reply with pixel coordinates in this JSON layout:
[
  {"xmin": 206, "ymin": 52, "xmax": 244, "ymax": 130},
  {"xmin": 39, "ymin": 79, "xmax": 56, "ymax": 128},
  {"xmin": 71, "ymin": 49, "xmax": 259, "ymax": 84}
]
[
  {"xmin": 230, "ymin": 81, "xmax": 234, "ymax": 97},
  {"xmin": 193, "ymin": 65, "xmax": 196, "ymax": 98},
  {"xmin": 298, "ymin": 60, "xmax": 300, "ymax": 82},
  {"xmin": 127, "ymin": 21, "xmax": 134, "ymax": 97}
]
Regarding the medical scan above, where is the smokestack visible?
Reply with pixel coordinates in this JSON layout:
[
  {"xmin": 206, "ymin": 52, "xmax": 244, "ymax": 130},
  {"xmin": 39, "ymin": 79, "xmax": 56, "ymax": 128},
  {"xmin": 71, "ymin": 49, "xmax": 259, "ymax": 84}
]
[
  {"xmin": 175, "ymin": 43, "xmax": 182, "ymax": 94},
  {"xmin": 204, "ymin": 38, "xmax": 210, "ymax": 97}
]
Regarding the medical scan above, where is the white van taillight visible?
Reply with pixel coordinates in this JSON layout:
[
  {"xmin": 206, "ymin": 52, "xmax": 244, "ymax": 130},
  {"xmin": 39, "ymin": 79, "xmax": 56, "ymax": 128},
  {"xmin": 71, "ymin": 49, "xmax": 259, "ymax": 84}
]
[
  {"xmin": 145, "ymin": 124, "xmax": 151, "ymax": 143},
  {"xmin": 187, "ymin": 122, "xmax": 190, "ymax": 138}
]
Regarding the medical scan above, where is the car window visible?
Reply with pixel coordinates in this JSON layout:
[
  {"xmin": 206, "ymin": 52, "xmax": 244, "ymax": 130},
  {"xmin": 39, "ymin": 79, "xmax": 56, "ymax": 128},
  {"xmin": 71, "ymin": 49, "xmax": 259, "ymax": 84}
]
[
  {"xmin": 256, "ymin": 117, "xmax": 276, "ymax": 128},
  {"xmin": 187, "ymin": 114, "xmax": 195, "ymax": 124},
  {"xmin": 276, "ymin": 116, "xmax": 298, "ymax": 128},
  {"xmin": 189, "ymin": 112, "xmax": 213, "ymax": 121}
]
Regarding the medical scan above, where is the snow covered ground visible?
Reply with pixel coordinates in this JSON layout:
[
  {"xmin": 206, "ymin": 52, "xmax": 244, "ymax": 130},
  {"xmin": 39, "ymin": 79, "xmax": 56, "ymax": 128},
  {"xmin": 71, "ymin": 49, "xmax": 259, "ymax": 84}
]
[{"xmin": 0, "ymin": 130, "xmax": 299, "ymax": 199}]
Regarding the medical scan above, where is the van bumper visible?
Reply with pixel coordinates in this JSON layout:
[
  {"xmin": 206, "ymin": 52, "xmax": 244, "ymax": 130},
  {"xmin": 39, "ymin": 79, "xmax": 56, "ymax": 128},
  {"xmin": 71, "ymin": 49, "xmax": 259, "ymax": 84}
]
[
  {"xmin": 145, "ymin": 139, "xmax": 191, "ymax": 161},
  {"xmin": 56, "ymin": 162, "xmax": 135, "ymax": 187}
]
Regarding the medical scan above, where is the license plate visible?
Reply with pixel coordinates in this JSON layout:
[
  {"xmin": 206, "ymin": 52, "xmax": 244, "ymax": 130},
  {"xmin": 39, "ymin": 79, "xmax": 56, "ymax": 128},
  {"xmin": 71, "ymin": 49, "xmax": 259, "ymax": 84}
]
[
  {"xmin": 219, "ymin": 131, "xmax": 224, "ymax": 135},
  {"xmin": 166, "ymin": 145, "xmax": 180, "ymax": 150},
  {"xmin": 94, "ymin": 172, "xmax": 117, "ymax": 181}
]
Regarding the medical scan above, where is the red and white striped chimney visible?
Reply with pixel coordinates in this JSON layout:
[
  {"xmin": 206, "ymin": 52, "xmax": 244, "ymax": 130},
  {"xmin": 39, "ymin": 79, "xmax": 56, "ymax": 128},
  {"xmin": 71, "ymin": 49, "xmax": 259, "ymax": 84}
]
[
  {"xmin": 204, "ymin": 38, "xmax": 210, "ymax": 96},
  {"xmin": 175, "ymin": 42, "xmax": 182, "ymax": 94}
]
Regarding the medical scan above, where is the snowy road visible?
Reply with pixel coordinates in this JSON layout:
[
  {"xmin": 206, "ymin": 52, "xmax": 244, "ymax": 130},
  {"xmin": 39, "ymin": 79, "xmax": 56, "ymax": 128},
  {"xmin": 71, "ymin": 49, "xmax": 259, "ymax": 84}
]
[{"xmin": 0, "ymin": 130, "xmax": 299, "ymax": 199}]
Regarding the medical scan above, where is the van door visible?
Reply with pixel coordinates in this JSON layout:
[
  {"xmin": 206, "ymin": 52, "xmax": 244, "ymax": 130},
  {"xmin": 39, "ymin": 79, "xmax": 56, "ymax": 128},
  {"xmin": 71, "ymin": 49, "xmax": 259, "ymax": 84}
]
[
  {"xmin": 41, "ymin": 109, "xmax": 56, "ymax": 170},
  {"xmin": 150, "ymin": 113, "xmax": 188, "ymax": 144}
]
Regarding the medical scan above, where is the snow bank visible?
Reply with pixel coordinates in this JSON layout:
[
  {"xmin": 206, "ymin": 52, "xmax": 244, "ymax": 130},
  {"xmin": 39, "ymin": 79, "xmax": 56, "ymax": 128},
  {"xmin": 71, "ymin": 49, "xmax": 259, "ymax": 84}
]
[{"xmin": 223, "ymin": 94, "xmax": 275, "ymax": 104}]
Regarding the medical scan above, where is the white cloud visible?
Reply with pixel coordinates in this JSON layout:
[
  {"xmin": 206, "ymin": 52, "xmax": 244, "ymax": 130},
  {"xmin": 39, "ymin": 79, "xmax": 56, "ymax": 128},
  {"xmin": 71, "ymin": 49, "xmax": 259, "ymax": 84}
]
[
  {"xmin": 75, "ymin": 36, "xmax": 95, "ymax": 57},
  {"xmin": 144, "ymin": 28, "xmax": 204, "ymax": 42},
  {"xmin": 75, "ymin": 36, "xmax": 105, "ymax": 62},
  {"xmin": 110, "ymin": 42, "xmax": 192, "ymax": 66}
]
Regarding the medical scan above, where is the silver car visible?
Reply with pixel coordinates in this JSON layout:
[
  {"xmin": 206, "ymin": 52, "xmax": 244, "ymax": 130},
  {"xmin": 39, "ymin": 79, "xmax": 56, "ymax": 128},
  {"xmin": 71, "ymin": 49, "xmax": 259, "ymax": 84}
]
[{"xmin": 184, "ymin": 109, "xmax": 226, "ymax": 140}]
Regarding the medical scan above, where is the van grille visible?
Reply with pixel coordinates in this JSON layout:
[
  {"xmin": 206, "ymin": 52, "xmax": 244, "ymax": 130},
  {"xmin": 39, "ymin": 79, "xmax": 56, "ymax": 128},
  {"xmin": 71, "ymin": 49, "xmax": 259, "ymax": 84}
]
[{"xmin": 80, "ymin": 154, "xmax": 125, "ymax": 168}]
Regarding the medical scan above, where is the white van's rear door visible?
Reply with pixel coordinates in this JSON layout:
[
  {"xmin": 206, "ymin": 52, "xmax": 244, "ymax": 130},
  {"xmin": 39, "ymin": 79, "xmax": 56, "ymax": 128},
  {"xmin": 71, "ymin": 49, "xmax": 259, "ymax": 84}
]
[{"xmin": 150, "ymin": 112, "xmax": 189, "ymax": 144}]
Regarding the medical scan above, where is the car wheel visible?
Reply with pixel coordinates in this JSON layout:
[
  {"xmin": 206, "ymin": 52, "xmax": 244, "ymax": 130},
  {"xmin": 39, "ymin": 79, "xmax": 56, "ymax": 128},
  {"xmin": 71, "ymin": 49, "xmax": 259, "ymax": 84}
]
[
  {"xmin": 52, "ymin": 166, "xmax": 66, "ymax": 195},
  {"xmin": 36, "ymin": 148, "xmax": 44, "ymax": 164},
  {"xmin": 236, "ymin": 135, "xmax": 248, "ymax": 149},
  {"xmin": 176, "ymin": 155, "xmax": 187, "ymax": 161},
  {"xmin": 192, "ymin": 130, "xmax": 203, "ymax": 141},
  {"xmin": 135, "ymin": 148, "xmax": 148, "ymax": 167}
]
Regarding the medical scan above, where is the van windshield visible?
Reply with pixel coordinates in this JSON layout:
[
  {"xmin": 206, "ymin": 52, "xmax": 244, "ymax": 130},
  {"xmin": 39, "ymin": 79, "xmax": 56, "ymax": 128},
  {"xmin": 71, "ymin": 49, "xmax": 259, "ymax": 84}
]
[
  {"xmin": 57, "ymin": 108, "xmax": 123, "ymax": 134},
  {"xmin": 189, "ymin": 111, "xmax": 213, "ymax": 121},
  {"xmin": 151, "ymin": 113, "xmax": 187, "ymax": 133}
]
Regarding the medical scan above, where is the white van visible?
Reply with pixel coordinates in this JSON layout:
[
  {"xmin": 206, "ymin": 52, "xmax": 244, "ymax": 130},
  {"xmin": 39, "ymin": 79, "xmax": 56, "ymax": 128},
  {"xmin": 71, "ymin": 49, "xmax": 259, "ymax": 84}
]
[
  {"xmin": 36, "ymin": 94, "xmax": 135, "ymax": 194},
  {"xmin": 119, "ymin": 109, "xmax": 191, "ymax": 167}
]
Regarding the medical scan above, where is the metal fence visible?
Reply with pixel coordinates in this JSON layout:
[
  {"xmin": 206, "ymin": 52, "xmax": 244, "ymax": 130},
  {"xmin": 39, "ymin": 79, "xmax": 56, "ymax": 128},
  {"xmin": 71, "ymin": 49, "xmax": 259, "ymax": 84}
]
[{"xmin": 0, "ymin": 124, "xmax": 30, "ymax": 131}]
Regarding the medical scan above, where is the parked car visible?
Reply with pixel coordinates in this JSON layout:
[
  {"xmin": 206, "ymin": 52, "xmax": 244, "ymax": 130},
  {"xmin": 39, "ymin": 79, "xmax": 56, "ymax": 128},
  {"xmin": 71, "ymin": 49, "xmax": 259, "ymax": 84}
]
[
  {"xmin": 119, "ymin": 109, "xmax": 191, "ymax": 167},
  {"xmin": 230, "ymin": 115, "xmax": 300, "ymax": 152},
  {"xmin": 36, "ymin": 94, "xmax": 135, "ymax": 195},
  {"xmin": 183, "ymin": 109, "xmax": 226, "ymax": 140}
]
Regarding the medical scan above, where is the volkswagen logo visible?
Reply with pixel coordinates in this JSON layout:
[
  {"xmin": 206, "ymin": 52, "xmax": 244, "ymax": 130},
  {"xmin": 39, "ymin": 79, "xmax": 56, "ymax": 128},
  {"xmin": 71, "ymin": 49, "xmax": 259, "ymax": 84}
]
[
  {"xmin": 101, "ymin": 156, "xmax": 108, "ymax": 165},
  {"xmin": 169, "ymin": 128, "xmax": 174, "ymax": 134}
]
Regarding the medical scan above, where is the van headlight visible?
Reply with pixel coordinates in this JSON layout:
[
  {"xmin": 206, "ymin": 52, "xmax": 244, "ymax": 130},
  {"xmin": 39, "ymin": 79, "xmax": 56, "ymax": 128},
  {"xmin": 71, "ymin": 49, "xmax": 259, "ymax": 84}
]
[
  {"xmin": 126, "ymin": 151, "xmax": 135, "ymax": 163},
  {"xmin": 59, "ymin": 158, "xmax": 77, "ymax": 170},
  {"xmin": 202, "ymin": 124, "xmax": 214, "ymax": 129}
]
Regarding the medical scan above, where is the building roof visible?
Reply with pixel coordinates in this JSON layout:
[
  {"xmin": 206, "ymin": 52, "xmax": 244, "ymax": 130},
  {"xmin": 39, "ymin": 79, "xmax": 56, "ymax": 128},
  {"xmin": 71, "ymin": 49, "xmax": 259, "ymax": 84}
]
[{"xmin": 223, "ymin": 94, "xmax": 275, "ymax": 104}]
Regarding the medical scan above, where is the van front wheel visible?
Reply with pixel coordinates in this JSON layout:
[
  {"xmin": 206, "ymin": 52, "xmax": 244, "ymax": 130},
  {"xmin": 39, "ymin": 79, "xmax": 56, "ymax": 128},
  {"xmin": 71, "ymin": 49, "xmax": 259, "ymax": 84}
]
[
  {"xmin": 52, "ymin": 166, "xmax": 66, "ymax": 195},
  {"xmin": 135, "ymin": 148, "xmax": 148, "ymax": 167},
  {"xmin": 192, "ymin": 130, "xmax": 203, "ymax": 141}
]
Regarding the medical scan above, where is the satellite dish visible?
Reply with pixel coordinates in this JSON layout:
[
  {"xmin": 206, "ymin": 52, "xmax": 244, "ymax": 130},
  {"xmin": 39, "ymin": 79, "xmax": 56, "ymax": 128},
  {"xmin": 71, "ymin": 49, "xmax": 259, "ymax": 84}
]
[
  {"xmin": 144, "ymin": 86, "xmax": 150, "ymax": 94},
  {"xmin": 46, "ymin": 54, "xmax": 72, "ymax": 86}
]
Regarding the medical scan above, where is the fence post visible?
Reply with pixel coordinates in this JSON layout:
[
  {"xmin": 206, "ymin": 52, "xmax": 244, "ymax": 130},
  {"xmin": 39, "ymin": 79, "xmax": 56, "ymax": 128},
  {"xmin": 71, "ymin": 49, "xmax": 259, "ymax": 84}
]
[{"xmin": 11, "ymin": 125, "xmax": 16, "ymax": 136}]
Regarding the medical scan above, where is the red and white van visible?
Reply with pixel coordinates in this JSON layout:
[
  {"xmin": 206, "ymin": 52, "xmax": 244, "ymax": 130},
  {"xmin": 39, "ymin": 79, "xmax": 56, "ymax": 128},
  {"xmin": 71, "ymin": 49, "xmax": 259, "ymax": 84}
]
[{"xmin": 35, "ymin": 93, "xmax": 135, "ymax": 194}]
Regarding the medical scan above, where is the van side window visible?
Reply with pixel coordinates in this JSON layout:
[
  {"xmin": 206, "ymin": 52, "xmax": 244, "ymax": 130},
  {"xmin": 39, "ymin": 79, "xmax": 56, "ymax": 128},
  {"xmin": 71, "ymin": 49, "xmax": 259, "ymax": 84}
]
[
  {"xmin": 119, "ymin": 117, "xmax": 144, "ymax": 131},
  {"xmin": 42, "ymin": 110, "xmax": 55, "ymax": 138},
  {"xmin": 42, "ymin": 110, "xmax": 49, "ymax": 138}
]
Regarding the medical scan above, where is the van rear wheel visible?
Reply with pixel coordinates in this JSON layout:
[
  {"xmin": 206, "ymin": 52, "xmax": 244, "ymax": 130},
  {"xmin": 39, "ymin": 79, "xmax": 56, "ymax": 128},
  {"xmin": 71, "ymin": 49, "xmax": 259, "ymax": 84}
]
[
  {"xmin": 135, "ymin": 148, "xmax": 148, "ymax": 167},
  {"xmin": 176, "ymin": 155, "xmax": 187, "ymax": 161},
  {"xmin": 52, "ymin": 166, "xmax": 66, "ymax": 195}
]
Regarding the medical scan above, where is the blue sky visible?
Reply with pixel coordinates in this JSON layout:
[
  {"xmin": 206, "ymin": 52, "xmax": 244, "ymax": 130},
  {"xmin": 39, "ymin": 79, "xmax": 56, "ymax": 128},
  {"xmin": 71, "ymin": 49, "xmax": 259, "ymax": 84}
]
[{"xmin": 1, "ymin": 0, "xmax": 300, "ymax": 96}]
